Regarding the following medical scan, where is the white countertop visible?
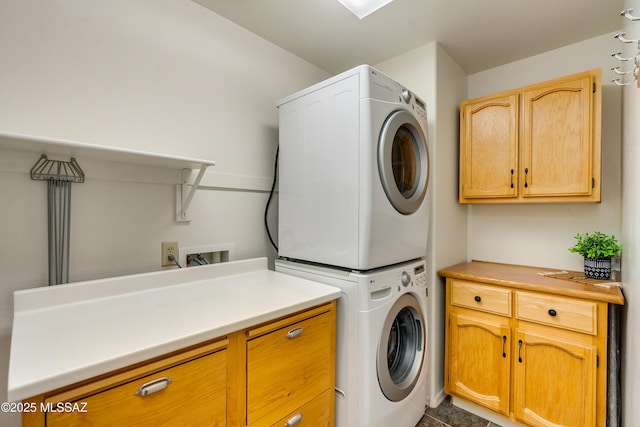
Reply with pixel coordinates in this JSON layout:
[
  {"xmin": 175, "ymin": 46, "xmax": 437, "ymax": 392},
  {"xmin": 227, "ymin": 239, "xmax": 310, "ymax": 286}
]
[{"xmin": 7, "ymin": 258, "xmax": 340, "ymax": 402}]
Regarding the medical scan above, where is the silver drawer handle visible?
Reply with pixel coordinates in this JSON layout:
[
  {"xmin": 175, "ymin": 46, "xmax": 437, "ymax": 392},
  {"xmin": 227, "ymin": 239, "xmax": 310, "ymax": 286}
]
[
  {"xmin": 285, "ymin": 327, "xmax": 304, "ymax": 339},
  {"xmin": 134, "ymin": 376, "xmax": 172, "ymax": 397},
  {"xmin": 285, "ymin": 412, "xmax": 303, "ymax": 426}
]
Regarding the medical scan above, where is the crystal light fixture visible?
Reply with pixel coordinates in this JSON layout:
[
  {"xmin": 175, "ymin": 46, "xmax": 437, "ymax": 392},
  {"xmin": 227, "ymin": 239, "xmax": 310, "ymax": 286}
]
[{"xmin": 337, "ymin": 0, "xmax": 395, "ymax": 19}]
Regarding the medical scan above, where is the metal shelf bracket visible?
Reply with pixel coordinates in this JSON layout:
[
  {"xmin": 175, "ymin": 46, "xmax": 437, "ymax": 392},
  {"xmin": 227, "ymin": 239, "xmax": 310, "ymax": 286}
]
[{"xmin": 176, "ymin": 166, "xmax": 209, "ymax": 222}]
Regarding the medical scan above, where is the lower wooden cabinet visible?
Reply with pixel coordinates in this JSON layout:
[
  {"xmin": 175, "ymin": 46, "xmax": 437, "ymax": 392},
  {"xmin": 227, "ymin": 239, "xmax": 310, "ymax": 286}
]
[
  {"xmin": 46, "ymin": 342, "xmax": 228, "ymax": 427},
  {"xmin": 513, "ymin": 329, "xmax": 596, "ymax": 427},
  {"xmin": 269, "ymin": 390, "xmax": 334, "ymax": 427},
  {"xmin": 448, "ymin": 311, "xmax": 510, "ymax": 416},
  {"xmin": 440, "ymin": 262, "xmax": 624, "ymax": 427},
  {"xmin": 247, "ymin": 308, "xmax": 335, "ymax": 426},
  {"xmin": 23, "ymin": 302, "xmax": 336, "ymax": 427}
]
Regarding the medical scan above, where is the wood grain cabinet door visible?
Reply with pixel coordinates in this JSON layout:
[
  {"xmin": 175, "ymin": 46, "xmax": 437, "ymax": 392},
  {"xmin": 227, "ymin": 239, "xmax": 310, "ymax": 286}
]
[
  {"xmin": 246, "ymin": 311, "xmax": 333, "ymax": 426},
  {"xmin": 46, "ymin": 349, "xmax": 227, "ymax": 427},
  {"xmin": 459, "ymin": 93, "xmax": 519, "ymax": 201},
  {"xmin": 520, "ymin": 74, "xmax": 594, "ymax": 198},
  {"xmin": 448, "ymin": 312, "xmax": 511, "ymax": 415},
  {"xmin": 513, "ymin": 329, "xmax": 597, "ymax": 427}
]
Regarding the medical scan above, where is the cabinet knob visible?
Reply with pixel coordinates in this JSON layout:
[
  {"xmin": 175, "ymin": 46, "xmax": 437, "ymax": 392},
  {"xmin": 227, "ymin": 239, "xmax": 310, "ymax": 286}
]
[
  {"xmin": 474, "ymin": 295, "xmax": 482, "ymax": 303},
  {"xmin": 134, "ymin": 376, "xmax": 172, "ymax": 397},
  {"xmin": 285, "ymin": 413, "xmax": 303, "ymax": 426},
  {"xmin": 548, "ymin": 309, "xmax": 557, "ymax": 317}
]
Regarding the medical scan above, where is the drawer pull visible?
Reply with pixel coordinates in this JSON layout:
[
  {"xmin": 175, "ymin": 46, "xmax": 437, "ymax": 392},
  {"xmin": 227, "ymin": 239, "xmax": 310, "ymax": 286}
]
[
  {"xmin": 286, "ymin": 327, "xmax": 304, "ymax": 339},
  {"xmin": 285, "ymin": 412, "xmax": 303, "ymax": 426},
  {"xmin": 548, "ymin": 309, "xmax": 557, "ymax": 317},
  {"xmin": 502, "ymin": 335, "xmax": 507, "ymax": 358},
  {"xmin": 474, "ymin": 295, "xmax": 482, "ymax": 303},
  {"xmin": 134, "ymin": 377, "xmax": 172, "ymax": 397}
]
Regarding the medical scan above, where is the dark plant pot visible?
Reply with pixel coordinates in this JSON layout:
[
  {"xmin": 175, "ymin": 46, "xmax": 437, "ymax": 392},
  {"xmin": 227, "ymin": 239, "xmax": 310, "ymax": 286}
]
[{"xmin": 584, "ymin": 257, "xmax": 612, "ymax": 279}]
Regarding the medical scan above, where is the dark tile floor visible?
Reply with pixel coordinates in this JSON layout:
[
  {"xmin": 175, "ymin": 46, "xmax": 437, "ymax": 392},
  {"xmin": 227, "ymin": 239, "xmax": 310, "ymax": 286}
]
[{"xmin": 417, "ymin": 396, "xmax": 502, "ymax": 427}]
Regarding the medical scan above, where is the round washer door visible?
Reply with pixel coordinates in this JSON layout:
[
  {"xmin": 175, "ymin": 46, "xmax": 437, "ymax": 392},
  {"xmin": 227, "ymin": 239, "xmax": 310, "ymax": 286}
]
[
  {"xmin": 377, "ymin": 293, "xmax": 426, "ymax": 402},
  {"xmin": 378, "ymin": 110, "xmax": 430, "ymax": 214}
]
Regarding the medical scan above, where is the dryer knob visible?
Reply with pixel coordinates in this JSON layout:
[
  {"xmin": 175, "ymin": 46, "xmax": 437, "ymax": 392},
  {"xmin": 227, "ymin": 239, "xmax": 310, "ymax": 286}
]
[
  {"xmin": 401, "ymin": 271, "xmax": 411, "ymax": 287},
  {"xmin": 401, "ymin": 89, "xmax": 412, "ymax": 103}
]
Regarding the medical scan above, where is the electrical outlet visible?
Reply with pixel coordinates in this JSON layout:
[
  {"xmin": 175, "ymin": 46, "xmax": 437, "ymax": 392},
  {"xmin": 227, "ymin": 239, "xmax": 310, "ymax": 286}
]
[{"xmin": 161, "ymin": 241, "xmax": 179, "ymax": 267}]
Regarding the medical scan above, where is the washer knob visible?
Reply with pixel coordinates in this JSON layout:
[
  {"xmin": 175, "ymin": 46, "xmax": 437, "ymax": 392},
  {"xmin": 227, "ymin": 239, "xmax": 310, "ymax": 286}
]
[
  {"xmin": 401, "ymin": 89, "xmax": 411, "ymax": 103},
  {"xmin": 401, "ymin": 271, "xmax": 411, "ymax": 287}
]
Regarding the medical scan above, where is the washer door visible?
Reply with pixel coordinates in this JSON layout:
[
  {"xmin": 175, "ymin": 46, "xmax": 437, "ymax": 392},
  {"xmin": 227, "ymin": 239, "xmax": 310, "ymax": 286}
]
[
  {"xmin": 377, "ymin": 293, "xmax": 425, "ymax": 401},
  {"xmin": 378, "ymin": 110, "xmax": 430, "ymax": 214}
]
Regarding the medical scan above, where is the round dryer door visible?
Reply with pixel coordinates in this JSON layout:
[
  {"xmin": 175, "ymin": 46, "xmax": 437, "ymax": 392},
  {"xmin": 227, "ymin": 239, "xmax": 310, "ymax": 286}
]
[
  {"xmin": 377, "ymin": 293, "xmax": 426, "ymax": 402},
  {"xmin": 378, "ymin": 110, "xmax": 430, "ymax": 214}
]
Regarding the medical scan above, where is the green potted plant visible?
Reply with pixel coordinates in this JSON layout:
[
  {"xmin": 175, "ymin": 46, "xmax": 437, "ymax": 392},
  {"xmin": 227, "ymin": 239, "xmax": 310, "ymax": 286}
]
[{"xmin": 568, "ymin": 231, "xmax": 621, "ymax": 279}]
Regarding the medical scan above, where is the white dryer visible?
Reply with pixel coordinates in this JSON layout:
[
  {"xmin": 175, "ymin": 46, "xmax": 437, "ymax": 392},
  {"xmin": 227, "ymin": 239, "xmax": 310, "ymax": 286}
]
[
  {"xmin": 277, "ymin": 65, "xmax": 430, "ymax": 271},
  {"xmin": 275, "ymin": 258, "xmax": 428, "ymax": 427}
]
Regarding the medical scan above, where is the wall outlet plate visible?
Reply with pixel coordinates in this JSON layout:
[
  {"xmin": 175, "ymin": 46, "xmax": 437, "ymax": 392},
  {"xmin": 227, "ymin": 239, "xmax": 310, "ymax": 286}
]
[{"xmin": 161, "ymin": 241, "xmax": 179, "ymax": 267}]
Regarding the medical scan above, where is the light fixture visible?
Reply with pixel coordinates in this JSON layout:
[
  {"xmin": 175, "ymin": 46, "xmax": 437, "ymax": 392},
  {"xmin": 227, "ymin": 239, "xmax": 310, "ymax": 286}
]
[{"xmin": 337, "ymin": 0, "xmax": 395, "ymax": 19}]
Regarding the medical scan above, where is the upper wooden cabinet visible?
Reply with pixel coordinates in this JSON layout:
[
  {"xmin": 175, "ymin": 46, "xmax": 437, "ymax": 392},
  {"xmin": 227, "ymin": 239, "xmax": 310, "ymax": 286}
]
[{"xmin": 459, "ymin": 69, "xmax": 601, "ymax": 204}]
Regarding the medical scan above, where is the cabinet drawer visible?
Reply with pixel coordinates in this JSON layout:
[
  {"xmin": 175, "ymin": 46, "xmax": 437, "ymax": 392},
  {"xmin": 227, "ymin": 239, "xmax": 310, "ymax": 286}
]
[
  {"xmin": 451, "ymin": 280, "xmax": 512, "ymax": 316},
  {"xmin": 515, "ymin": 291, "xmax": 597, "ymax": 335},
  {"xmin": 46, "ymin": 348, "xmax": 227, "ymax": 427},
  {"xmin": 270, "ymin": 389, "xmax": 333, "ymax": 427},
  {"xmin": 247, "ymin": 311, "xmax": 333, "ymax": 425}
]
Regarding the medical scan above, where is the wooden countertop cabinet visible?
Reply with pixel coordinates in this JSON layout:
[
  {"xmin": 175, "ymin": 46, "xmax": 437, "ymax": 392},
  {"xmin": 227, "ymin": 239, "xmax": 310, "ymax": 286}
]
[
  {"xmin": 246, "ymin": 305, "xmax": 335, "ymax": 426},
  {"xmin": 45, "ymin": 340, "xmax": 228, "ymax": 427},
  {"xmin": 459, "ymin": 68, "xmax": 601, "ymax": 204},
  {"xmin": 440, "ymin": 261, "xmax": 623, "ymax": 427},
  {"xmin": 22, "ymin": 302, "xmax": 336, "ymax": 427}
]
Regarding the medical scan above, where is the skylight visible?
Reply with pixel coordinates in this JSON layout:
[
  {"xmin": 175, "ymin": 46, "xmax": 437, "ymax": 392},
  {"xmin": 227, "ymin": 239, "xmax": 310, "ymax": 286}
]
[{"xmin": 337, "ymin": 0, "xmax": 395, "ymax": 19}]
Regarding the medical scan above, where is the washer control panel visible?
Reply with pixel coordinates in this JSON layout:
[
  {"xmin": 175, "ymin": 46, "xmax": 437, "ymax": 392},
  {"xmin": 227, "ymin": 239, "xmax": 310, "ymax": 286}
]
[
  {"xmin": 401, "ymin": 263, "xmax": 427, "ymax": 288},
  {"xmin": 361, "ymin": 260, "xmax": 427, "ymax": 310}
]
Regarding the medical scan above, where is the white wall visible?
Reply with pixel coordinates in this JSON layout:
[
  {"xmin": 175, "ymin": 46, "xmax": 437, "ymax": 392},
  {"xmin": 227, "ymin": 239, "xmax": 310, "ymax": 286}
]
[
  {"xmin": 466, "ymin": 33, "xmax": 623, "ymax": 272},
  {"xmin": 620, "ymin": 0, "xmax": 640, "ymax": 425},
  {"xmin": 375, "ymin": 42, "xmax": 469, "ymax": 407},
  {"xmin": 0, "ymin": 1, "xmax": 328, "ymax": 425}
]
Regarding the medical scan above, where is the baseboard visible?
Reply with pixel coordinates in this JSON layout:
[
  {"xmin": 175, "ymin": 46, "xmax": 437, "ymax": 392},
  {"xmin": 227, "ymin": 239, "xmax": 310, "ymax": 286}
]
[
  {"xmin": 451, "ymin": 396, "xmax": 523, "ymax": 427},
  {"xmin": 427, "ymin": 388, "xmax": 447, "ymax": 408}
]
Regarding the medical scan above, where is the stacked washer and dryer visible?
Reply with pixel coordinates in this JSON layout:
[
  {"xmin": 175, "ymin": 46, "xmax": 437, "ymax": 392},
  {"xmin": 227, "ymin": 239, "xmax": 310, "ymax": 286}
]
[{"xmin": 275, "ymin": 65, "xmax": 430, "ymax": 427}]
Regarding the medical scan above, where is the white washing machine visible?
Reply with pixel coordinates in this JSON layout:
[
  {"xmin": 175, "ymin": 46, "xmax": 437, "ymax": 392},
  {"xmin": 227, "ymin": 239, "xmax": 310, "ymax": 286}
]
[
  {"xmin": 275, "ymin": 257, "xmax": 428, "ymax": 427},
  {"xmin": 277, "ymin": 65, "xmax": 430, "ymax": 271}
]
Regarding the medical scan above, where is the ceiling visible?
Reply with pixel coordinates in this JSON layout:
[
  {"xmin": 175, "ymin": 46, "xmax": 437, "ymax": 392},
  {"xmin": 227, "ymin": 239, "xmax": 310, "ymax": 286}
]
[{"xmin": 191, "ymin": 0, "xmax": 625, "ymax": 75}]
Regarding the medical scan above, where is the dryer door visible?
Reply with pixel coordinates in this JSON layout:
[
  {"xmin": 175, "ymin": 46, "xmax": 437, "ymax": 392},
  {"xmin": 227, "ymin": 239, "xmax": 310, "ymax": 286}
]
[
  {"xmin": 378, "ymin": 110, "xmax": 429, "ymax": 214},
  {"xmin": 377, "ymin": 293, "xmax": 426, "ymax": 401}
]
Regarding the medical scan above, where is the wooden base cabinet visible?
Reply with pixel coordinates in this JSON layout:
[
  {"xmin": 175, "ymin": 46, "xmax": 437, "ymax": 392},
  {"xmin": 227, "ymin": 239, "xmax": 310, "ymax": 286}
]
[
  {"xmin": 513, "ymin": 330, "xmax": 596, "ymax": 427},
  {"xmin": 440, "ymin": 262, "xmax": 624, "ymax": 427},
  {"xmin": 246, "ymin": 305, "xmax": 335, "ymax": 426},
  {"xmin": 23, "ymin": 302, "xmax": 336, "ymax": 427},
  {"xmin": 45, "ymin": 341, "xmax": 228, "ymax": 427},
  {"xmin": 448, "ymin": 312, "xmax": 510, "ymax": 416}
]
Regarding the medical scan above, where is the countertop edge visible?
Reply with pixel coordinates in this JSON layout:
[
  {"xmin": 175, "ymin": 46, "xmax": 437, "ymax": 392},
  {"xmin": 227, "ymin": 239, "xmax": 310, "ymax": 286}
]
[{"xmin": 438, "ymin": 260, "xmax": 625, "ymax": 305}]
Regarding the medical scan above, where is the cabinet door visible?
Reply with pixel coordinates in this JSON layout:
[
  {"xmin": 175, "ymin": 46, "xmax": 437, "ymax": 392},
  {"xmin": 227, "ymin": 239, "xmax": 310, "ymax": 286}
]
[
  {"xmin": 247, "ymin": 311, "xmax": 333, "ymax": 425},
  {"xmin": 513, "ymin": 329, "xmax": 596, "ymax": 427},
  {"xmin": 448, "ymin": 312, "xmax": 511, "ymax": 415},
  {"xmin": 47, "ymin": 349, "xmax": 227, "ymax": 427},
  {"xmin": 460, "ymin": 93, "xmax": 518, "ymax": 201},
  {"xmin": 270, "ymin": 389, "xmax": 333, "ymax": 427},
  {"xmin": 521, "ymin": 74, "xmax": 594, "ymax": 198}
]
